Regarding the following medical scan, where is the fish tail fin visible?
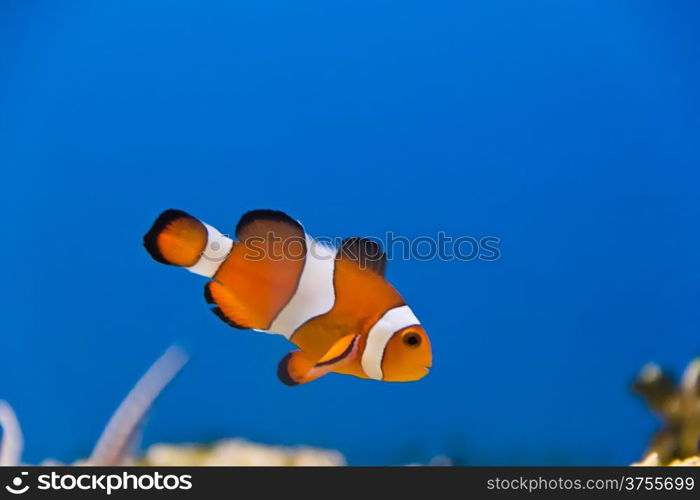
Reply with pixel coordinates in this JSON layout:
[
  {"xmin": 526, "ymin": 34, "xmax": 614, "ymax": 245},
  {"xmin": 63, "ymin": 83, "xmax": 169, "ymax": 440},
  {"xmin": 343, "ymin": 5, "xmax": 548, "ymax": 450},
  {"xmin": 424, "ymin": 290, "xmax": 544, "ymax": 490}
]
[{"xmin": 143, "ymin": 209, "xmax": 209, "ymax": 267}]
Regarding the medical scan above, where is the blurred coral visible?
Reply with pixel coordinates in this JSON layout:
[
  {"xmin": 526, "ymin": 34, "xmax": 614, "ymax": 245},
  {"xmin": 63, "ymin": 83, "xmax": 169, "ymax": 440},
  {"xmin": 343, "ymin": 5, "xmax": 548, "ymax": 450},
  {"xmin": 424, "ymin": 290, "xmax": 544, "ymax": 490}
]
[
  {"xmin": 0, "ymin": 400, "xmax": 23, "ymax": 466},
  {"xmin": 631, "ymin": 452, "xmax": 699, "ymax": 467},
  {"xmin": 142, "ymin": 439, "xmax": 344, "ymax": 466},
  {"xmin": 3, "ymin": 346, "xmax": 345, "ymax": 466},
  {"xmin": 7, "ymin": 349, "xmax": 700, "ymax": 467},
  {"xmin": 633, "ymin": 358, "xmax": 700, "ymax": 464}
]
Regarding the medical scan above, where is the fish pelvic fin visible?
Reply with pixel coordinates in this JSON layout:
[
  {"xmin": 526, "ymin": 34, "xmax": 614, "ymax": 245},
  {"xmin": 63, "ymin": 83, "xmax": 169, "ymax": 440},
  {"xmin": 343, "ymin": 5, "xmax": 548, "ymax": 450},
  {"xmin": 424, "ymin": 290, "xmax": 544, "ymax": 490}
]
[{"xmin": 277, "ymin": 334, "xmax": 360, "ymax": 386}]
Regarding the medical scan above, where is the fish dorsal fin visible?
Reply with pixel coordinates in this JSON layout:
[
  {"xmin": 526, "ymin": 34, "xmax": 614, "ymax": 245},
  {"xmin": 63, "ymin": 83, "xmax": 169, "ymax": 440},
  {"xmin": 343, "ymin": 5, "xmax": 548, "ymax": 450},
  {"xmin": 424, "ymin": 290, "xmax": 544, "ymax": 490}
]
[
  {"xmin": 208, "ymin": 209, "xmax": 306, "ymax": 331},
  {"xmin": 235, "ymin": 209, "xmax": 304, "ymax": 241},
  {"xmin": 338, "ymin": 237, "xmax": 387, "ymax": 277}
]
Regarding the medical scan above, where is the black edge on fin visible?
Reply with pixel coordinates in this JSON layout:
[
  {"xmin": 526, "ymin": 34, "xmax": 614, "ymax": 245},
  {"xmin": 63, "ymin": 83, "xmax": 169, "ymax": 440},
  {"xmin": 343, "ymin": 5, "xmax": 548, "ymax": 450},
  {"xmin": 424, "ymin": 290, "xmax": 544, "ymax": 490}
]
[
  {"xmin": 277, "ymin": 353, "xmax": 300, "ymax": 387},
  {"xmin": 235, "ymin": 209, "xmax": 303, "ymax": 239},
  {"xmin": 143, "ymin": 209, "xmax": 194, "ymax": 265},
  {"xmin": 203, "ymin": 283, "xmax": 250, "ymax": 330},
  {"xmin": 338, "ymin": 237, "xmax": 387, "ymax": 276}
]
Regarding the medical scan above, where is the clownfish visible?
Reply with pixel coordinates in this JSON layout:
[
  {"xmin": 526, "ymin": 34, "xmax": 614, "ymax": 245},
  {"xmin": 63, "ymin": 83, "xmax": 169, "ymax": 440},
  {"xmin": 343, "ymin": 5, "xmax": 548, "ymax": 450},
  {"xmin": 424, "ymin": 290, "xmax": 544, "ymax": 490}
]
[{"xmin": 143, "ymin": 209, "xmax": 432, "ymax": 386}]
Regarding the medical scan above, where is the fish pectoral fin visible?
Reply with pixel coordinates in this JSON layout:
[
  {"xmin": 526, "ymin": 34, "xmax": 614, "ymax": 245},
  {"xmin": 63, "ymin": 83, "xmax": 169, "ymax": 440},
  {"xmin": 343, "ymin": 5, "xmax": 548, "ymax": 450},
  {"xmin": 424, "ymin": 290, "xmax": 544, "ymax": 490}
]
[
  {"xmin": 315, "ymin": 334, "xmax": 359, "ymax": 366},
  {"xmin": 277, "ymin": 334, "xmax": 360, "ymax": 386}
]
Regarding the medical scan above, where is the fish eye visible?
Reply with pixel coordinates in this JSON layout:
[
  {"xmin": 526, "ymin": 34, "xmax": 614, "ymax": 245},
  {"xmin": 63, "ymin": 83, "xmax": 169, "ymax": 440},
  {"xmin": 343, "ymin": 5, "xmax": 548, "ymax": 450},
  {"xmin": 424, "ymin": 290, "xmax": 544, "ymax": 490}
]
[{"xmin": 402, "ymin": 331, "xmax": 421, "ymax": 348}]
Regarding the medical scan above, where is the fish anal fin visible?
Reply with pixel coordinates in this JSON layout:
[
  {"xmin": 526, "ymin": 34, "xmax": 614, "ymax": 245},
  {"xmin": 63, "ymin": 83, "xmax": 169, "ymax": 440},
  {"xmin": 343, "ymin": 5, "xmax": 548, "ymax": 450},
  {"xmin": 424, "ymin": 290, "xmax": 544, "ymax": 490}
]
[
  {"xmin": 204, "ymin": 281, "xmax": 259, "ymax": 330},
  {"xmin": 277, "ymin": 335, "xmax": 360, "ymax": 386}
]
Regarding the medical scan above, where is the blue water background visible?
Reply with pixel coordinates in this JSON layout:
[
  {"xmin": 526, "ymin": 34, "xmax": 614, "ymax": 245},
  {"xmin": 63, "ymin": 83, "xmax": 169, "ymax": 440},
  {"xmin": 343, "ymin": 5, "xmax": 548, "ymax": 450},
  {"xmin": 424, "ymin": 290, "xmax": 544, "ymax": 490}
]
[{"xmin": 1, "ymin": 1, "xmax": 698, "ymax": 464}]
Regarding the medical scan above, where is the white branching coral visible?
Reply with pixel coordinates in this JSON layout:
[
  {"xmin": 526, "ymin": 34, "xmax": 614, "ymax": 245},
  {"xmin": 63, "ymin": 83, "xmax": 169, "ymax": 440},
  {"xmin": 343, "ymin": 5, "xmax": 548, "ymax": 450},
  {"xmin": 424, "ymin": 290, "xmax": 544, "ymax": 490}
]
[
  {"xmin": 89, "ymin": 346, "xmax": 189, "ymax": 466},
  {"xmin": 0, "ymin": 400, "xmax": 23, "ymax": 466}
]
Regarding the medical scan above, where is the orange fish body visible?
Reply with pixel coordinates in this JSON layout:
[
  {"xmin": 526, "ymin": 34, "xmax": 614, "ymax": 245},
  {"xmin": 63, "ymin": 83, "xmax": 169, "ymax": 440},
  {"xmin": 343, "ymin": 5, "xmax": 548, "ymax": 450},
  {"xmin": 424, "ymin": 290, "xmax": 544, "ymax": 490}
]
[{"xmin": 143, "ymin": 209, "xmax": 432, "ymax": 385}]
